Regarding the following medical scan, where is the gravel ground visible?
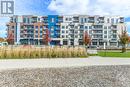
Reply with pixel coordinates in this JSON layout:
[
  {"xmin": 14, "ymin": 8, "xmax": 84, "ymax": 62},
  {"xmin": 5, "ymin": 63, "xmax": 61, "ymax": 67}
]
[{"xmin": 0, "ymin": 65, "xmax": 130, "ymax": 87}]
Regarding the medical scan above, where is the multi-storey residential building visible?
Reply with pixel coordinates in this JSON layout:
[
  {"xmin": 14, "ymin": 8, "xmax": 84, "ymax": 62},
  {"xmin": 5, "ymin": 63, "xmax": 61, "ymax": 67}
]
[
  {"xmin": 7, "ymin": 15, "xmax": 126, "ymax": 47},
  {"xmin": 7, "ymin": 15, "xmax": 44, "ymax": 45},
  {"xmin": 60, "ymin": 15, "xmax": 126, "ymax": 47}
]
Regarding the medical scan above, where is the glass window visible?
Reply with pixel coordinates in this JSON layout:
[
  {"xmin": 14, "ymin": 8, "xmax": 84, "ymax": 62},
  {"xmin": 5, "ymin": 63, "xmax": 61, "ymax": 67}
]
[
  {"xmin": 69, "ymin": 18, "xmax": 72, "ymax": 21},
  {"xmin": 75, "ymin": 26, "xmax": 78, "ymax": 29},
  {"xmin": 80, "ymin": 25, "xmax": 84, "ymax": 29},
  {"xmin": 62, "ymin": 26, "xmax": 65, "ymax": 29},
  {"xmin": 51, "ymin": 18, "xmax": 54, "ymax": 22},
  {"xmin": 104, "ymin": 31, "xmax": 107, "ymax": 34},
  {"xmin": 65, "ymin": 18, "xmax": 68, "ymax": 21},
  {"xmin": 62, "ymin": 30, "xmax": 65, "ymax": 33},
  {"xmin": 104, "ymin": 35, "xmax": 107, "ymax": 38},
  {"xmin": 89, "ymin": 26, "xmax": 92, "ymax": 29},
  {"xmin": 104, "ymin": 26, "xmax": 107, "ymax": 29},
  {"xmin": 62, "ymin": 35, "xmax": 65, "ymax": 38},
  {"xmin": 84, "ymin": 18, "xmax": 87, "ymax": 22},
  {"xmin": 107, "ymin": 18, "xmax": 110, "ymax": 23},
  {"xmin": 40, "ymin": 26, "xmax": 43, "ymax": 28},
  {"xmin": 35, "ymin": 26, "xmax": 38, "ymax": 29},
  {"xmin": 35, "ymin": 35, "xmax": 38, "ymax": 38},
  {"xmin": 23, "ymin": 18, "xmax": 26, "ymax": 23},
  {"xmin": 85, "ymin": 26, "xmax": 88, "ymax": 29}
]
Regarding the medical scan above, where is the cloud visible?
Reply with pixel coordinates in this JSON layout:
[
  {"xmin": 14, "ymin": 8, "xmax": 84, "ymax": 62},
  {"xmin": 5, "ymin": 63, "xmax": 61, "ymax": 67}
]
[
  {"xmin": 48, "ymin": 0, "xmax": 130, "ymax": 17},
  {"xmin": 48, "ymin": 0, "xmax": 89, "ymax": 15}
]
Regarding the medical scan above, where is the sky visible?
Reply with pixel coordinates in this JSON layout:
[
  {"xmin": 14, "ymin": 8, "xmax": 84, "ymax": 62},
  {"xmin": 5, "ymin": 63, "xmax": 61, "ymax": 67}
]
[{"xmin": 0, "ymin": 0, "xmax": 130, "ymax": 37}]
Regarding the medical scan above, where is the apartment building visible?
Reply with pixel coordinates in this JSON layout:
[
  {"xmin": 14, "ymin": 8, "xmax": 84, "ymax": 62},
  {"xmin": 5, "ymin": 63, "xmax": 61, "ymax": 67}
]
[
  {"xmin": 7, "ymin": 15, "xmax": 44, "ymax": 45},
  {"xmin": 7, "ymin": 15, "xmax": 126, "ymax": 47},
  {"xmin": 60, "ymin": 15, "xmax": 126, "ymax": 47}
]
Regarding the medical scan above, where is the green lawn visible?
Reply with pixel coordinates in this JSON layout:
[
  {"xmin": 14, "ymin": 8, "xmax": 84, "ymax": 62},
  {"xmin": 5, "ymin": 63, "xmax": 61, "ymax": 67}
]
[{"xmin": 98, "ymin": 51, "xmax": 130, "ymax": 58}]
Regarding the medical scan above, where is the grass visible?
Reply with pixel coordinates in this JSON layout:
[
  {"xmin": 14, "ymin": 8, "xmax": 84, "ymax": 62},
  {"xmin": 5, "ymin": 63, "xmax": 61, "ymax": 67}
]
[
  {"xmin": 0, "ymin": 46, "xmax": 88, "ymax": 59},
  {"xmin": 98, "ymin": 51, "xmax": 130, "ymax": 58}
]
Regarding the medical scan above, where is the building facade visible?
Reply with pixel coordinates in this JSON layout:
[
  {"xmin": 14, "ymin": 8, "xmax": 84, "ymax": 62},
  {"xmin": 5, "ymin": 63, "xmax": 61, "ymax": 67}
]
[{"xmin": 7, "ymin": 15, "xmax": 126, "ymax": 47}]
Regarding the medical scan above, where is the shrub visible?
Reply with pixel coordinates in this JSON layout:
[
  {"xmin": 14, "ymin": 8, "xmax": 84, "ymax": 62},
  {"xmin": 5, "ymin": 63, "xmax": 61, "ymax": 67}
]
[{"xmin": 0, "ymin": 46, "xmax": 87, "ymax": 59}]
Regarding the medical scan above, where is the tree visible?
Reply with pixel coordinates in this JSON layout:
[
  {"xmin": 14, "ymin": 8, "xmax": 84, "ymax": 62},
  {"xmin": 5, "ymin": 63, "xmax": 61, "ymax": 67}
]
[
  {"xmin": 0, "ymin": 37, "xmax": 5, "ymax": 42},
  {"xmin": 83, "ymin": 31, "xmax": 91, "ymax": 47},
  {"xmin": 119, "ymin": 28, "xmax": 130, "ymax": 53},
  {"xmin": 7, "ymin": 31, "xmax": 14, "ymax": 45},
  {"xmin": 43, "ymin": 29, "xmax": 51, "ymax": 45}
]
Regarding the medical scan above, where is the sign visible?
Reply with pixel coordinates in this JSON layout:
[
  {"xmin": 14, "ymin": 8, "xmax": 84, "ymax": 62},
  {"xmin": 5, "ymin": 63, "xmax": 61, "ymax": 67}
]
[{"xmin": 0, "ymin": 0, "xmax": 14, "ymax": 16}]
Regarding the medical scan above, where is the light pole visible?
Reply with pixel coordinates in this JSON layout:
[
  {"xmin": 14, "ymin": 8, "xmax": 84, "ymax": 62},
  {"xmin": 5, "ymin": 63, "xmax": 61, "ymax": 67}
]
[{"xmin": 103, "ymin": 39, "xmax": 108, "ymax": 57}]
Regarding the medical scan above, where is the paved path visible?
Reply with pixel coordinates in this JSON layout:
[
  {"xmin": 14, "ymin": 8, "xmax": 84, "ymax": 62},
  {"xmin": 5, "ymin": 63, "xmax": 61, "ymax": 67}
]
[{"xmin": 0, "ymin": 56, "xmax": 130, "ymax": 70}]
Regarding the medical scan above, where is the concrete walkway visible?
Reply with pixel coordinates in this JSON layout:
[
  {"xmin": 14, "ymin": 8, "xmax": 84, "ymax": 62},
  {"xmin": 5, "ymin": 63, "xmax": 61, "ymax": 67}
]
[{"xmin": 0, "ymin": 56, "xmax": 130, "ymax": 70}]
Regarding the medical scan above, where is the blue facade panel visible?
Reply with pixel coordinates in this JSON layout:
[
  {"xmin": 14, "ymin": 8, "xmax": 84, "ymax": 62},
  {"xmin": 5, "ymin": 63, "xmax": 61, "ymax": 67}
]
[{"xmin": 47, "ymin": 15, "xmax": 61, "ymax": 45}]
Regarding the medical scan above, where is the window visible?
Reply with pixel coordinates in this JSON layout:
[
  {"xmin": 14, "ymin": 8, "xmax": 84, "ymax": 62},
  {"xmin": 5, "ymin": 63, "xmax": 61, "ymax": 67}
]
[
  {"xmin": 75, "ymin": 31, "xmax": 78, "ymax": 34},
  {"xmin": 40, "ymin": 35, "xmax": 42, "ymax": 38},
  {"xmin": 51, "ymin": 26, "xmax": 54, "ymax": 30},
  {"xmin": 65, "ymin": 18, "xmax": 68, "ymax": 21},
  {"xmin": 40, "ymin": 31, "xmax": 42, "ymax": 33},
  {"xmin": 75, "ymin": 26, "xmax": 78, "ymax": 29},
  {"xmin": 62, "ymin": 26, "xmax": 65, "ymax": 29},
  {"xmin": 70, "ymin": 25, "xmax": 74, "ymax": 28},
  {"xmin": 75, "ymin": 35, "xmax": 78, "ymax": 38},
  {"xmin": 51, "ymin": 18, "xmax": 54, "ymax": 22},
  {"xmin": 38, "ymin": 18, "xmax": 40, "ymax": 21},
  {"xmin": 27, "ymin": 18, "xmax": 30, "ymax": 23},
  {"xmin": 66, "ymin": 31, "xmax": 68, "ymax": 33},
  {"xmin": 113, "ymin": 30, "xmax": 117, "ymax": 33},
  {"xmin": 66, "ymin": 26, "xmax": 68, "ymax": 29},
  {"xmin": 35, "ymin": 31, "xmax": 38, "ymax": 33},
  {"xmin": 111, "ymin": 18, "xmax": 114, "ymax": 23},
  {"xmin": 85, "ymin": 26, "xmax": 88, "ymax": 29},
  {"xmin": 104, "ymin": 26, "xmax": 107, "ymax": 29},
  {"xmin": 80, "ymin": 25, "xmax": 84, "ymax": 29},
  {"xmin": 89, "ymin": 26, "xmax": 92, "ymax": 29},
  {"xmin": 113, "ymin": 35, "xmax": 117, "ymax": 38},
  {"xmin": 108, "ymin": 26, "xmax": 111, "ymax": 29},
  {"xmin": 107, "ymin": 18, "xmax": 110, "ymax": 23},
  {"xmin": 35, "ymin": 35, "xmax": 38, "ymax": 38},
  {"xmin": 35, "ymin": 26, "xmax": 38, "ymax": 29},
  {"xmin": 40, "ymin": 26, "xmax": 43, "ymax": 28},
  {"xmin": 23, "ymin": 18, "xmax": 26, "ymax": 23},
  {"xmin": 81, "ymin": 18, "xmax": 84, "ymax": 23},
  {"xmin": 69, "ymin": 18, "xmax": 72, "ymax": 21},
  {"xmin": 62, "ymin": 30, "xmax": 65, "ymax": 33},
  {"xmin": 94, "ymin": 25, "xmax": 102, "ymax": 28},
  {"xmin": 104, "ymin": 35, "xmax": 107, "ymax": 38},
  {"xmin": 84, "ymin": 18, "xmax": 87, "ymax": 22},
  {"xmin": 62, "ymin": 35, "xmax": 65, "ymax": 38},
  {"xmin": 104, "ymin": 31, "xmax": 107, "ymax": 34}
]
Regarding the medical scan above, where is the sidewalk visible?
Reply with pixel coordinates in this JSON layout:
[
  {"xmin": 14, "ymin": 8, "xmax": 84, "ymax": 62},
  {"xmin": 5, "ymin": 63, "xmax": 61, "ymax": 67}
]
[{"xmin": 0, "ymin": 56, "xmax": 130, "ymax": 70}]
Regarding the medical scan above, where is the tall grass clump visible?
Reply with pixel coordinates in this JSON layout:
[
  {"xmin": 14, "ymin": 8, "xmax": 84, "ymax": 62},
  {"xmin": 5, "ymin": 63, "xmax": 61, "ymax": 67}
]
[{"xmin": 0, "ymin": 46, "xmax": 87, "ymax": 59}]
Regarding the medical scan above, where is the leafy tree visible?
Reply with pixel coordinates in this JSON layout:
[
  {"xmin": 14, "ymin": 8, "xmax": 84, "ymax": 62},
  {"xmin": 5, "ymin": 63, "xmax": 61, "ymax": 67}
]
[
  {"xmin": 43, "ymin": 29, "xmax": 51, "ymax": 45},
  {"xmin": 0, "ymin": 37, "xmax": 5, "ymax": 42},
  {"xmin": 119, "ymin": 29, "xmax": 130, "ymax": 53},
  {"xmin": 83, "ymin": 31, "xmax": 91, "ymax": 47},
  {"xmin": 7, "ymin": 31, "xmax": 14, "ymax": 45}
]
